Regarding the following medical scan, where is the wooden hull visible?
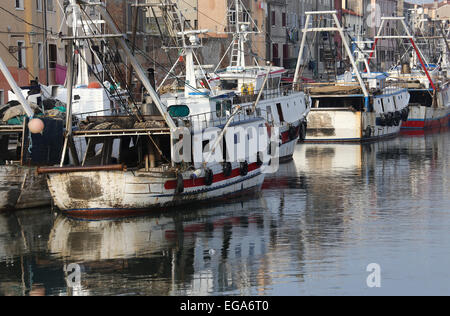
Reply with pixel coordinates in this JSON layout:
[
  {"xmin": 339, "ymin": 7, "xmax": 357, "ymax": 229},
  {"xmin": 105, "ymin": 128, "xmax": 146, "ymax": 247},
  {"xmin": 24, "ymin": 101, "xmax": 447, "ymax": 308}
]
[
  {"xmin": 0, "ymin": 165, "xmax": 51, "ymax": 210},
  {"xmin": 46, "ymin": 162, "xmax": 266, "ymax": 215}
]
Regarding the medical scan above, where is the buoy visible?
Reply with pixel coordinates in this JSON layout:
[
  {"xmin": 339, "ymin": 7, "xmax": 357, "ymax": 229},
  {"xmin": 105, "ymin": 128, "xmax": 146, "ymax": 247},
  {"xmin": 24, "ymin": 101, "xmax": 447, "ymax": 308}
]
[
  {"xmin": 240, "ymin": 161, "xmax": 248, "ymax": 176},
  {"xmin": 28, "ymin": 118, "xmax": 45, "ymax": 134},
  {"xmin": 204, "ymin": 169, "xmax": 214, "ymax": 186},
  {"xmin": 175, "ymin": 173, "xmax": 184, "ymax": 194},
  {"xmin": 88, "ymin": 82, "xmax": 102, "ymax": 89},
  {"xmin": 222, "ymin": 162, "xmax": 232, "ymax": 177}
]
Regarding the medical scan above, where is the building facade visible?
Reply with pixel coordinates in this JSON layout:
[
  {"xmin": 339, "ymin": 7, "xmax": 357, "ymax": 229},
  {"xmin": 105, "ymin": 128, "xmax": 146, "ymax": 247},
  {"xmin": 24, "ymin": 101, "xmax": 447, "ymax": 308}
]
[{"xmin": 0, "ymin": 0, "xmax": 66, "ymax": 104}]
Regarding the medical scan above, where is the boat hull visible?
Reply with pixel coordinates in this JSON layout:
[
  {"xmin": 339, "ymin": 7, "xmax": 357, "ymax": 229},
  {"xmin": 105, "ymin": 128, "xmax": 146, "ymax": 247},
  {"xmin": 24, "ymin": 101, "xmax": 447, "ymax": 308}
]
[
  {"xmin": 0, "ymin": 165, "xmax": 51, "ymax": 210},
  {"xmin": 402, "ymin": 84, "xmax": 450, "ymax": 129},
  {"xmin": 402, "ymin": 105, "xmax": 450, "ymax": 129},
  {"xmin": 304, "ymin": 110, "xmax": 403, "ymax": 143},
  {"xmin": 46, "ymin": 163, "xmax": 266, "ymax": 215},
  {"xmin": 305, "ymin": 89, "xmax": 409, "ymax": 143}
]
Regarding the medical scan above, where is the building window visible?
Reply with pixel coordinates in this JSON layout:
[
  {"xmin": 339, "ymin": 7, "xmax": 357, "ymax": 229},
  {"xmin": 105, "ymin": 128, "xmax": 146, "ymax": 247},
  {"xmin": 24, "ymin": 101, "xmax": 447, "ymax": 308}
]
[
  {"xmin": 283, "ymin": 44, "xmax": 289, "ymax": 59},
  {"xmin": 49, "ymin": 44, "xmax": 57, "ymax": 69},
  {"xmin": 17, "ymin": 41, "xmax": 26, "ymax": 68},
  {"xmin": 15, "ymin": 0, "xmax": 24, "ymax": 10},
  {"xmin": 47, "ymin": 0, "xmax": 54, "ymax": 12},
  {"xmin": 0, "ymin": 90, "xmax": 4, "ymax": 106},
  {"xmin": 282, "ymin": 13, "xmax": 286, "ymax": 27},
  {"xmin": 272, "ymin": 11, "xmax": 276, "ymax": 26},
  {"xmin": 36, "ymin": 0, "xmax": 42, "ymax": 11},
  {"xmin": 38, "ymin": 43, "xmax": 44, "ymax": 69},
  {"xmin": 272, "ymin": 43, "xmax": 279, "ymax": 58}
]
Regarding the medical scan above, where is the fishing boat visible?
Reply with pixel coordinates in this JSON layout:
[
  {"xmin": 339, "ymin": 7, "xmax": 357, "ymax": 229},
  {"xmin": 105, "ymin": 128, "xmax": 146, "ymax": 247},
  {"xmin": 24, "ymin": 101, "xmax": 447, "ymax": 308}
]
[
  {"xmin": 37, "ymin": 1, "xmax": 276, "ymax": 216},
  {"xmin": 293, "ymin": 11, "xmax": 410, "ymax": 143},
  {"xmin": 205, "ymin": 0, "xmax": 310, "ymax": 161},
  {"xmin": 378, "ymin": 17, "xmax": 450, "ymax": 130},
  {"xmin": 0, "ymin": 57, "xmax": 61, "ymax": 211}
]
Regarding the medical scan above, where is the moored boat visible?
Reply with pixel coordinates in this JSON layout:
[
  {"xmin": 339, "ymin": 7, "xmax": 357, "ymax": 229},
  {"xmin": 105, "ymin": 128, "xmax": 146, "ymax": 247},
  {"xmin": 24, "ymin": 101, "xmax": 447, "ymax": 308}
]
[
  {"xmin": 37, "ymin": 1, "xmax": 277, "ymax": 216},
  {"xmin": 205, "ymin": 0, "xmax": 310, "ymax": 161},
  {"xmin": 377, "ymin": 17, "xmax": 450, "ymax": 130},
  {"xmin": 293, "ymin": 11, "xmax": 410, "ymax": 143}
]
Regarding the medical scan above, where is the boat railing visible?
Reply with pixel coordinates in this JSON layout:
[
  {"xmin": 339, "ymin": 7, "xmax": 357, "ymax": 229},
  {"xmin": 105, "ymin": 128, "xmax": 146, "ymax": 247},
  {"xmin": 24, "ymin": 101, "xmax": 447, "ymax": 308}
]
[
  {"xmin": 232, "ymin": 85, "xmax": 300, "ymax": 105},
  {"xmin": 186, "ymin": 104, "xmax": 272, "ymax": 129}
]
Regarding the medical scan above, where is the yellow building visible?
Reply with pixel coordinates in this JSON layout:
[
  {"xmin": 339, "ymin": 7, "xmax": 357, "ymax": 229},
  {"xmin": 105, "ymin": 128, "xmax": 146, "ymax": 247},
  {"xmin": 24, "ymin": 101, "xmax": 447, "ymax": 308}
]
[{"xmin": 0, "ymin": 0, "xmax": 66, "ymax": 104}]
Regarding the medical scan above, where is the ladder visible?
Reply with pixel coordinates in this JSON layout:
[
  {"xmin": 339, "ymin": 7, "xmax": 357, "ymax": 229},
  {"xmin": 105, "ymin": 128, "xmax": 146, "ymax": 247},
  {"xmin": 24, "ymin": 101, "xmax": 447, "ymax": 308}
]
[
  {"xmin": 320, "ymin": 32, "xmax": 337, "ymax": 81},
  {"xmin": 160, "ymin": 0, "xmax": 189, "ymax": 48},
  {"xmin": 230, "ymin": 35, "xmax": 240, "ymax": 67}
]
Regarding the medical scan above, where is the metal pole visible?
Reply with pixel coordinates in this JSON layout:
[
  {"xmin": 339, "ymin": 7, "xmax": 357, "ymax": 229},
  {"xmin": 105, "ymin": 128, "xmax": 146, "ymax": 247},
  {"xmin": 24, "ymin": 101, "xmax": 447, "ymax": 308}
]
[
  {"xmin": 293, "ymin": 14, "xmax": 311, "ymax": 88},
  {"xmin": 43, "ymin": 0, "xmax": 49, "ymax": 85},
  {"xmin": 332, "ymin": 13, "xmax": 369, "ymax": 98},
  {"xmin": 95, "ymin": 3, "xmax": 177, "ymax": 131},
  {"xmin": 60, "ymin": 40, "xmax": 75, "ymax": 167},
  {"xmin": 0, "ymin": 57, "xmax": 34, "ymax": 117}
]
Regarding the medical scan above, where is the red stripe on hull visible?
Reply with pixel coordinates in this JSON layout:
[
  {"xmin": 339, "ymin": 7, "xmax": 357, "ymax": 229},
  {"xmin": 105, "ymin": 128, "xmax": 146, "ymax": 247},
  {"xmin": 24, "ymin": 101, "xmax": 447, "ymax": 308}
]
[
  {"xmin": 164, "ymin": 163, "xmax": 261, "ymax": 190},
  {"xmin": 403, "ymin": 115, "xmax": 450, "ymax": 130}
]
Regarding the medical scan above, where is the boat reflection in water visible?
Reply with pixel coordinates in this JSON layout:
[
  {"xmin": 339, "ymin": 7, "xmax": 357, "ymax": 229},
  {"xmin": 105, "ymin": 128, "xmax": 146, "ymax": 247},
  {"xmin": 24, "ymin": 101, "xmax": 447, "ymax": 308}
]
[
  {"xmin": 0, "ymin": 129, "xmax": 449, "ymax": 295},
  {"xmin": 46, "ymin": 196, "xmax": 290, "ymax": 296}
]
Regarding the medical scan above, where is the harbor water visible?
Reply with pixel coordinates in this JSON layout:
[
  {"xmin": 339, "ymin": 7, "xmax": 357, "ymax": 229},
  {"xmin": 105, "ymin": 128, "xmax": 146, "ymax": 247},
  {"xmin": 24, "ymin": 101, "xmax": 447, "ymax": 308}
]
[{"xmin": 0, "ymin": 129, "xmax": 449, "ymax": 296}]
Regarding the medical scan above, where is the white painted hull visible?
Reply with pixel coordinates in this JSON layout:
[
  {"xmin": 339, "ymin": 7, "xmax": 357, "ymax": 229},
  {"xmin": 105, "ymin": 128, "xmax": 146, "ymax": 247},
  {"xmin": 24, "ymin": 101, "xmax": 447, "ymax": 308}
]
[
  {"xmin": 305, "ymin": 89, "xmax": 410, "ymax": 142},
  {"xmin": 46, "ymin": 162, "xmax": 266, "ymax": 215},
  {"xmin": 0, "ymin": 165, "xmax": 51, "ymax": 210},
  {"xmin": 241, "ymin": 91, "xmax": 309, "ymax": 160}
]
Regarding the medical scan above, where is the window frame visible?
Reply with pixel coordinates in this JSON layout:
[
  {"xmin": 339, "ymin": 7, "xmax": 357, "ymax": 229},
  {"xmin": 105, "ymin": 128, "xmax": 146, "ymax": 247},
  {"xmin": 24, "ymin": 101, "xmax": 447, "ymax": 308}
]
[
  {"xmin": 15, "ymin": 0, "xmax": 24, "ymax": 10},
  {"xmin": 17, "ymin": 40, "xmax": 26, "ymax": 69}
]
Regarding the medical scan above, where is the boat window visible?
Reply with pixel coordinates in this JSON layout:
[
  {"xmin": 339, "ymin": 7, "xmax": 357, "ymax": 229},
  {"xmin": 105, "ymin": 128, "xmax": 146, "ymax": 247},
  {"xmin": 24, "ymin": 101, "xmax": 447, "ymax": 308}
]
[
  {"xmin": 221, "ymin": 80, "xmax": 238, "ymax": 90},
  {"xmin": 311, "ymin": 97, "xmax": 364, "ymax": 110},
  {"xmin": 409, "ymin": 91, "xmax": 433, "ymax": 107},
  {"xmin": 267, "ymin": 77, "xmax": 281, "ymax": 90},
  {"xmin": 216, "ymin": 100, "xmax": 232, "ymax": 118},
  {"xmin": 168, "ymin": 105, "xmax": 190, "ymax": 118},
  {"xmin": 216, "ymin": 101, "xmax": 222, "ymax": 117},
  {"xmin": 276, "ymin": 103, "xmax": 284, "ymax": 122},
  {"xmin": 266, "ymin": 105, "xmax": 273, "ymax": 122}
]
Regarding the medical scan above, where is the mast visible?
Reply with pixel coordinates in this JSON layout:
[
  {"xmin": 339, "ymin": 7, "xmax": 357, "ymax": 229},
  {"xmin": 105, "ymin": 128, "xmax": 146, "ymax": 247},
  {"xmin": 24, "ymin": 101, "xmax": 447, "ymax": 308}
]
[
  {"xmin": 91, "ymin": 2, "xmax": 177, "ymax": 131},
  {"xmin": 0, "ymin": 57, "xmax": 34, "ymax": 117},
  {"xmin": 369, "ymin": 16, "xmax": 437, "ymax": 91},
  {"xmin": 43, "ymin": 0, "xmax": 49, "ymax": 85},
  {"xmin": 293, "ymin": 11, "xmax": 369, "ymax": 109}
]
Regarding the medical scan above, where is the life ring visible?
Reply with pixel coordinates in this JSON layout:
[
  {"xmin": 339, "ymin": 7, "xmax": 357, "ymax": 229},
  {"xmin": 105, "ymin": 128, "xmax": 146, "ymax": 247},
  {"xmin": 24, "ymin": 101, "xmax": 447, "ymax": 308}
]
[
  {"xmin": 364, "ymin": 126, "xmax": 372, "ymax": 138},
  {"xmin": 394, "ymin": 111, "xmax": 402, "ymax": 126},
  {"xmin": 401, "ymin": 108, "xmax": 409, "ymax": 121},
  {"xmin": 204, "ymin": 168, "xmax": 214, "ymax": 186},
  {"xmin": 240, "ymin": 161, "xmax": 248, "ymax": 176},
  {"xmin": 222, "ymin": 162, "xmax": 232, "ymax": 177},
  {"xmin": 299, "ymin": 122, "xmax": 307, "ymax": 141},
  {"xmin": 175, "ymin": 173, "xmax": 184, "ymax": 194},
  {"xmin": 289, "ymin": 125, "xmax": 298, "ymax": 141},
  {"xmin": 386, "ymin": 113, "xmax": 394, "ymax": 126},
  {"xmin": 377, "ymin": 114, "xmax": 386, "ymax": 127}
]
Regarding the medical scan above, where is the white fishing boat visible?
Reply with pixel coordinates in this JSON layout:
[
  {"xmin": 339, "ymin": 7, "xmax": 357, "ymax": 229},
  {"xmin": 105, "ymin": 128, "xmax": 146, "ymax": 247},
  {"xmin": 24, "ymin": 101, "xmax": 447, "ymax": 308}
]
[
  {"xmin": 205, "ymin": 0, "xmax": 310, "ymax": 161},
  {"xmin": 293, "ymin": 11, "xmax": 410, "ymax": 143},
  {"xmin": 378, "ymin": 17, "xmax": 450, "ymax": 130},
  {"xmin": 37, "ymin": 1, "xmax": 276, "ymax": 216}
]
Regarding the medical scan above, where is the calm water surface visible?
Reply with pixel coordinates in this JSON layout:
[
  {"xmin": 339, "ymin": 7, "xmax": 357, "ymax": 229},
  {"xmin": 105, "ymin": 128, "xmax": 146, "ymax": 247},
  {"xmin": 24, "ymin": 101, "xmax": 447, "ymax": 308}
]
[{"xmin": 0, "ymin": 130, "xmax": 449, "ymax": 296}]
